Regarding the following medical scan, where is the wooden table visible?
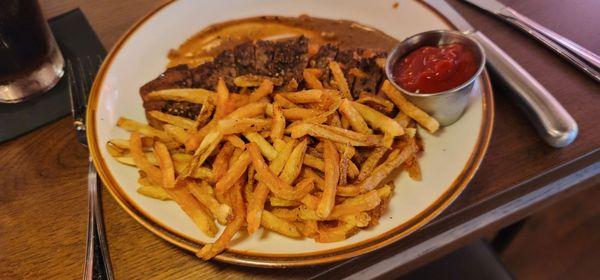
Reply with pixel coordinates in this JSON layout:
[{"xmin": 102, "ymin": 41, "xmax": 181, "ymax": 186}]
[{"xmin": 1, "ymin": 0, "xmax": 598, "ymax": 278}]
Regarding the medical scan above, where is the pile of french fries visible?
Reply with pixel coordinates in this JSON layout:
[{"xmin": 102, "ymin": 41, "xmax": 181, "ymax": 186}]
[{"xmin": 106, "ymin": 61, "xmax": 439, "ymax": 260}]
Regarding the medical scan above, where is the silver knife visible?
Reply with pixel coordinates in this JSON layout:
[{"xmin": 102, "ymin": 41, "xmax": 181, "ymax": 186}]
[
  {"xmin": 423, "ymin": 0, "xmax": 578, "ymax": 147},
  {"xmin": 464, "ymin": 0, "xmax": 600, "ymax": 82}
]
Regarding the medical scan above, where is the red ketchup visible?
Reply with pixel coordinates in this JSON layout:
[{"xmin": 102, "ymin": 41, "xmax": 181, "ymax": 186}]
[{"xmin": 393, "ymin": 43, "xmax": 478, "ymax": 93}]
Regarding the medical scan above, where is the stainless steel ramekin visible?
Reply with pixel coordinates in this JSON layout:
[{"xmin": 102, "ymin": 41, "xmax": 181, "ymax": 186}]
[{"xmin": 385, "ymin": 30, "xmax": 486, "ymax": 126}]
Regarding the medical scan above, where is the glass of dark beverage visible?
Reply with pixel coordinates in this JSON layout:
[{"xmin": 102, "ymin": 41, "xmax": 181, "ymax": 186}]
[{"xmin": 0, "ymin": 0, "xmax": 64, "ymax": 103}]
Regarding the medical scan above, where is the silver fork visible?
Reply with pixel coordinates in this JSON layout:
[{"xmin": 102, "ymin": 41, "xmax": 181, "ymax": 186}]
[{"xmin": 67, "ymin": 55, "xmax": 114, "ymax": 280}]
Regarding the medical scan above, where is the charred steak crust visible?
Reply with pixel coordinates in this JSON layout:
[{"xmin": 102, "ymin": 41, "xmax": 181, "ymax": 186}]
[{"xmin": 139, "ymin": 36, "xmax": 387, "ymax": 125}]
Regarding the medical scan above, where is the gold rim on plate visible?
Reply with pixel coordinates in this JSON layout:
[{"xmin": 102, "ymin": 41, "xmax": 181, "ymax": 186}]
[{"xmin": 86, "ymin": 0, "xmax": 495, "ymax": 267}]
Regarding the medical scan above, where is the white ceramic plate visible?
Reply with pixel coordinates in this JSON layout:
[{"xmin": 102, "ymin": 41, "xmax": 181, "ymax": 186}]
[{"xmin": 87, "ymin": 0, "xmax": 494, "ymax": 267}]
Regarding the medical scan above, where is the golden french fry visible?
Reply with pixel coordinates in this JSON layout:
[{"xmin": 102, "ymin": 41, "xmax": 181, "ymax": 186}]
[
  {"xmin": 315, "ymin": 222, "xmax": 356, "ymax": 243},
  {"xmin": 145, "ymin": 88, "xmax": 214, "ymax": 104},
  {"xmin": 356, "ymin": 92, "xmax": 394, "ymax": 113},
  {"xmin": 300, "ymin": 193, "xmax": 320, "ymax": 210},
  {"xmin": 269, "ymin": 196, "xmax": 301, "ymax": 207},
  {"xmin": 316, "ymin": 140, "xmax": 339, "ymax": 218},
  {"xmin": 274, "ymin": 94, "xmax": 299, "ymax": 108},
  {"xmin": 301, "ymin": 220, "xmax": 318, "ymax": 238},
  {"xmin": 215, "ymin": 78, "xmax": 231, "ymax": 120},
  {"xmin": 348, "ymin": 67, "xmax": 367, "ymax": 78},
  {"xmin": 129, "ymin": 132, "xmax": 162, "ymax": 185},
  {"xmin": 194, "ymin": 97, "xmax": 215, "ymax": 130},
  {"xmin": 282, "ymin": 108, "xmax": 325, "ymax": 120},
  {"xmin": 279, "ymin": 89, "xmax": 338, "ymax": 103},
  {"xmin": 248, "ymin": 143, "xmax": 314, "ymax": 200},
  {"xmin": 301, "ymin": 168, "xmax": 325, "ymax": 191},
  {"xmin": 137, "ymin": 185, "xmax": 171, "ymax": 200},
  {"xmin": 358, "ymin": 147, "xmax": 387, "ymax": 181},
  {"xmin": 271, "ymin": 207, "xmax": 301, "ymax": 221},
  {"xmin": 279, "ymin": 139, "xmax": 308, "ymax": 184},
  {"xmin": 247, "ymin": 79, "xmax": 274, "ymax": 104},
  {"xmin": 166, "ymin": 185, "xmax": 219, "ymax": 238},
  {"xmin": 394, "ymin": 110, "xmax": 411, "ymax": 129},
  {"xmin": 243, "ymin": 131, "xmax": 278, "ymax": 161},
  {"xmin": 357, "ymin": 141, "xmax": 418, "ymax": 192},
  {"xmin": 381, "ymin": 80, "xmax": 439, "ymax": 133},
  {"xmin": 189, "ymin": 181, "xmax": 233, "ymax": 225},
  {"xmin": 163, "ymin": 124, "xmax": 189, "ymax": 145},
  {"xmin": 246, "ymin": 182, "xmax": 269, "ymax": 234},
  {"xmin": 270, "ymin": 139, "xmax": 297, "ymax": 175},
  {"xmin": 303, "ymin": 68, "xmax": 324, "ymax": 89},
  {"xmin": 270, "ymin": 103, "xmax": 286, "ymax": 141},
  {"xmin": 329, "ymin": 61, "xmax": 352, "ymax": 99},
  {"xmin": 196, "ymin": 182, "xmax": 245, "ymax": 259},
  {"xmin": 329, "ymin": 190, "xmax": 381, "ymax": 219},
  {"xmin": 118, "ymin": 117, "xmax": 172, "ymax": 143},
  {"xmin": 303, "ymin": 154, "xmax": 325, "ymax": 172},
  {"xmin": 289, "ymin": 122, "xmax": 382, "ymax": 146},
  {"xmin": 351, "ymin": 101, "xmax": 404, "ymax": 137},
  {"xmin": 217, "ymin": 118, "xmax": 271, "ymax": 134},
  {"xmin": 406, "ymin": 155, "xmax": 422, "ymax": 181},
  {"xmin": 154, "ymin": 141, "xmax": 175, "ymax": 188},
  {"xmin": 261, "ymin": 210, "xmax": 302, "ymax": 238},
  {"xmin": 225, "ymin": 135, "xmax": 244, "ymax": 149},
  {"xmin": 185, "ymin": 130, "xmax": 223, "ymax": 180},
  {"xmin": 212, "ymin": 142, "xmax": 235, "ymax": 182},
  {"xmin": 339, "ymin": 99, "xmax": 372, "ymax": 134},
  {"xmin": 348, "ymin": 160, "xmax": 359, "ymax": 179},
  {"xmin": 304, "ymin": 68, "xmax": 323, "ymax": 77},
  {"xmin": 340, "ymin": 212, "xmax": 371, "ymax": 228},
  {"xmin": 149, "ymin": 110, "xmax": 196, "ymax": 130},
  {"xmin": 233, "ymin": 75, "xmax": 282, "ymax": 87},
  {"xmin": 215, "ymin": 151, "xmax": 251, "ymax": 199}
]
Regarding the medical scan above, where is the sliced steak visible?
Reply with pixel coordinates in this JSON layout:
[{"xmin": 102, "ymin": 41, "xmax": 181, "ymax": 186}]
[{"xmin": 351, "ymin": 50, "xmax": 386, "ymax": 97}]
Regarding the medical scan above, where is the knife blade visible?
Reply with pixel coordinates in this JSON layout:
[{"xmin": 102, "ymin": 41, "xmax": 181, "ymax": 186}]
[
  {"xmin": 464, "ymin": 0, "xmax": 600, "ymax": 81},
  {"xmin": 423, "ymin": 0, "xmax": 578, "ymax": 147}
]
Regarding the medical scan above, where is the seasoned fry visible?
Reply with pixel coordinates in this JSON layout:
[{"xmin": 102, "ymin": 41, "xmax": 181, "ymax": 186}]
[
  {"xmin": 351, "ymin": 101, "xmax": 404, "ymax": 137},
  {"xmin": 137, "ymin": 185, "xmax": 171, "ymax": 200},
  {"xmin": 118, "ymin": 117, "xmax": 172, "ymax": 143},
  {"xmin": 145, "ymin": 88, "xmax": 214, "ymax": 104},
  {"xmin": 329, "ymin": 190, "xmax": 381, "ymax": 219},
  {"xmin": 149, "ymin": 110, "xmax": 196, "ymax": 130},
  {"xmin": 247, "ymin": 182, "xmax": 269, "ymax": 234},
  {"xmin": 279, "ymin": 89, "xmax": 338, "ymax": 103},
  {"xmin": 189, "ymin": 181, "xmax": 233, "ymax": 225},
  {"xmin": 381, "ymin": 80, "xmax": 439, "ymax": 133},
  {"xmin": 339, "ymin": 99, "xmax": 372, "ymax": 134},
  {"xmin": 217, "ymin": 118, "xmax": 271, "ymax": 134},
  {"xmin": 194, "ymin": 98, "xmax": 215, "ymax": 130},
  {"xmin": 261, "ymin": 210, "xmax": 302, "ymax": 238},
  {"xmin": 356, "ymin": 92, "xmax": 394, "ymax": 113},
  {"xmin": 315, "ymin": 222, "xmax": 356, "ymax": 243},
  {"xmin": 215, "ymin": 78, "xmax": 232, "ymax": 120},
  {"xmin": 289, "ymin": 122, "xmax": 382, "ymax": 146},
  {"xmin": 247, "ymin": 79, "xmax": 274, "ymax": 104},
  {"xmin": 303, "ymin": 68, "xmax": 324, "ymax": 89},
  {"xmin": 270, "ymin": 103, "xmax": 285, "ymax": 141},
  {"xmin": 270, "ymin": 196, "xmax": 301, "ymax": 207},
  {"xmin": 357, "ymin": 141, "xmax": 418, "ymax": 192},
  {"xmin": 317, "ymin": 140, "xmax": 339, "ymax": 218},
  {"xmin": 234, "ymin": 74, "xmax": 282, "ymax": 87},
  {"xmin": 269, "ymin": 139, "xmax": 297, "ymax": 175},
  {"xmin": 212, "ymin": 142, "xmax": 235, "ymax": 181},
  {"xmin": 215, "ymin": 151, "xmax": 251, "ymax": 199},
  {"xmin": 303, "ymin": 154, "xmax": 325, "ymax": 171},
  {"xmin": 329, "ymin": 61, "xmax": 352, "ymax": 99},
  {"xmin": 248, "ymin": 143, "xmax": 314, "ymax": 200},
  {"xmin": 282, "ymin": 108, "xmax": 325, "ymax": 120},
  {"xmin": 279, "ymin": 139, "xmax": 308, "ymax": 184},
  {"xmin": 163, "ymin": 124, "xmax": 189, "ymax": 144},
  {"xmin": 274, "ymin": 94, "xmax": 299, "ymax": 108},
  {"xmin": 196, "ymin": 182, "xmax": 245, "ymax": 259},
  {"xmin": 243, "ymin": 131, "xmax": 278, "ymax": 161},
  {"xmin": 166, "ymin": 185, "xmax": 219, "ymax": 237},
  {"xmin": 129, "ymin": 132, "xmax": 162, "ymax": 185},
  {"xmin": 154, "ymin": 141, "xmax": 176, "ymax": 188},
  {"xmin": 358, "ymin": 147, "xmax": 387, "ymax": 181},
  {"xmin": 225, "ymin": 135, "xmax": 245, "ymax": 149}
]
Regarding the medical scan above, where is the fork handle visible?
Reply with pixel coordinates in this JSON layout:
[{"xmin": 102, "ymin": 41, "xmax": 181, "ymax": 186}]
[{"xmin": 84, "ymin": 158, "xmax": 114, "ymax": 280}]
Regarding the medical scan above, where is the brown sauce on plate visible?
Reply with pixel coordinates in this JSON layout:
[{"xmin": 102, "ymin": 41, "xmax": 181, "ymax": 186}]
[{"xmin": 167, "ymin": 15, "xmax": 398, "ymax": 67}]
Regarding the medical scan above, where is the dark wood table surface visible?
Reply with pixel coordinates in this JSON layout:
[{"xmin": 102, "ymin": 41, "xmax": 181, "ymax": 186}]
[{"xmin": 1, "ymin": 0, "xmax": 598, "ymax": 279}]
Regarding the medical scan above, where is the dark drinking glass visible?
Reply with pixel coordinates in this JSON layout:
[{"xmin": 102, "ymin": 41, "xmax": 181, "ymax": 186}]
[{"xmin": 0, "ymin": 0, "xmax": 64, "ymax": 103}]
